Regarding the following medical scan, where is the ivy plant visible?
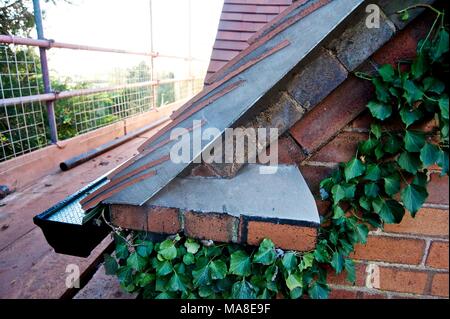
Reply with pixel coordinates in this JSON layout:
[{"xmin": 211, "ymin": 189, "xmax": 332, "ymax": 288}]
[{"xmin": 105, "ymin": 5, "xmax": 448, "ymax": 299}]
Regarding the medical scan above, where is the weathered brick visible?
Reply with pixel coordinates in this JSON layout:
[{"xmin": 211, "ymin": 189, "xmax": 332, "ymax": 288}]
[
  {"xmin": 375, "ymin": 266, "xmax": 429, "ymax": 294},
  {"xmin": 384, "ymin": 208, "xmax": 449, "ymax": 238},
  {"xmin": 352, "ymin": 236, "xmax": 425, "ymax": 264},
  {"xmin": 315, "ymin": 199, "xmax": 331, "ymax": 216},
  {"xmin": 286, "ymin": 47, "xmax": 347, "ymax": 110},
  {"xmin": 309, "ymin": 132, "xmax": 368, "ymax": 163},
  {"xmin": 110, "ymin": 204, "xmax": 147, "ymax": 230},
  {"xmin": 327, "ymin": 6, "xmax": 396, "ymax": 71},
  {"xmin": 184, "ymin": 211, "xmax": 238, "ymax": 243},
  {"xmin": 267, "ymin": 135, "xmax": 306, "ymax": 165},
  {"xmin": 426, "ymin": 241, "xmax": 449, "ymax": 269},
  {"xmin": 187, "ymin": 163, "xmax": 218, "ymax": 178},
  {"xmin": 329, "ymin": 289, "xmax": 358, "ymax": 299},
  {"xmin": 147, "ymin": 207, "xmax": 181, "ymax": 234},
  {"xmin": 299, "ymin": 165, "xmax": 335, "ymax": 198},
  {"xmin": 290, "ymin": 75, "xmax": 373, "ymax": 154},
  {"xmin": 426, "ymin": 173, "xmax": 449, "ymax": 205},
  {"xmin": 327, "ymin": 263, "xmax": 367, "ymax": 287},
  {"xmin": 431, "ymin": 273, "xmax": 449, "ymax": 297},
  {"xmin": 372, "ymin": 9, "xmax": 432, "ymax": 65},
  {"xmin": 246, "ymin": 221, "xmax": 317, "ymax": 252},
  {"xmin": 358, "ymin": 291, "xmax": 388, "ymax": 299}
]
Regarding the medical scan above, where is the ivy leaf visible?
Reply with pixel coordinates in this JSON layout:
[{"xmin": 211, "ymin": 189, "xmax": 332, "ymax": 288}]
[
  {"xmin": 400, "ymin": 9, "xmax": 409, "ymax": 21},
  {"xmin": 413, "ymin": 172, "xmax": 428, "ymax": 188},
  {"xmin": 308, "ymin": 281, "xmax": 329, "ymax": 299},
  {"xmin": 360, "ymin": 138, "xmax": 378, "ymax": 155},
  {"xmin": 367, "ymin": 101, "xmax": 392, "ymax": 120},
  {"xmin": 423, "ymin": 77, "xmax": 445, "ymax": 94},
  {"xmin": 365, "ymin": 164, "xmax": 381, "ymax": 181},
  {"xmin": 397, "ymin": 151, "xmax": 422, "ymax": 174},
  {"xmin": 167, "ymin": 271, "xmax": 187, "ymax": 293},
  {"xmin": 115, "ymin": 242, "xmax": 129, "ymax": 260},
  {"xmin": 400, "ymin": 107, "xmax": 423, "ymax": 127},
  {"xmin": 331, "ymin": 184, "xmax": 346, "ymax": 203},
  {"xmin": 331, "ymin": 252, "xmax": 344, "ymax": 274},
  {"xmin": 373, "ymin": 78, "xmax": 391, "ymax": 103},
  {"xmin": 364, "ymin": 182, "xmax": 380, "ymax": 198},
  {"xmin": 127, "ymin": 252, "xmax": 147, "ymax": 272},
  {"xmin": 184, "ymin": 239, "xmax": 200, "ymax": 254},
  {"xmin": 155, "ymin": 260, "xmax": 173, "ymax": 276},
  {"xmin": 378, "ymin": 64, "xmax": 395, "ymax": 82},
  {"xmin": 430, "ymin": 27, "xmax": 449, "ymax": 62},
  {"xmin": 384, "ymin": 174, "xmax": 401, "ymax": 196},
  {"xmin": 117, "ymin": 266, "xmax": 133, "ymax": 286},
  {"xmin": 281, "ymin": 252, "xmax": 297, "ymax": 272},
  {"xmin": 420, "ymin": 142, "xmax": 440, "ymax": 166},
  {"xmin": 209, "ymin": 260, "xmax": 228, "ymax": 280},
  {"xmin": 345, "ymin": 158, "xmax": 365, "ymax": 182},
  {"xmin": 136, "ymin": 240, "xmax": 153, "ymax": 258},
  {"xmin": 231, "ymin": 279, "xmax": 256, "ymax": 299},
  {"xmin": 439, "ymin": 95, "xmax": 449, "ymax": 119},
  {"xmin": 344, "ymin": 259, "xmax": 356, "ymax": 284},
  {"xmin": 286, "ymin": 273, "xmax": 303, "ymax": 291},
  {"xmin": 359, "ymin": 196, "xmax": 372, "ymax": 211},
  {"xmin": 332, "ymin": 205, "xmax": 345, "ymax": 219},
  {"xmin": 253, "ymin": 238, "xmax": 276, "ymax": 265},
  {"xmin": 437, "ymin": 150, "xmax": 449, "ymax": 176},
  {"xmin": 230, "ymin": 250, "xmax": 251, "ymax": 277},
  {"xmin": 401, "ymin": 184, "xmax": 428, "ymax": 216},
  {"xmin": 403, "ymin": 80, "xmax": 424, "ymax": 104},
  {"xmin": 370, "ymin": 123, "xmax": 382, "ymax": 139},
  {"xmin": 411, "ymin": 53, "xmax": 427, "ymax": 79},
  {"xmin": 135, "ymin": 273, "xmax": 155, "ymax": 287},
  {"xmin": 289, "ymin": 287, "xmax": 303, "ymax": 299},
  {"xmin": 384, "ymin": 135, "xmax": 401, "ymax": 154},
  {"xmin": 356, "ymin": 224, "xmax": 369, "ymax": 244},
  {"xmin": 373, "ymin": 198, "xmax": 405, "ymax": 224},
  {"xmin": 404, "ymin": 131, "xmax": 426, "ymax": 152},
  {"xmin": 158, "ymin": 240, "xmax": 177, "ymax": 260},
  {"xmin": 192, "ymin": 260, "xmax": 211, "ymax": 287},
  {"xmin": 298, "ymin": 253, "xmax": 314, "ymax": 272},
  {"xmin": 104, "ymin": 254, "xmax": 118, "ymax": 275},
  {"xmin": 183, "ymin": 253, "xmax": 195, "ymax": 265},
  {"xmin": 314, "ymin": 241, "xmax": 330, "ymax": 263}
]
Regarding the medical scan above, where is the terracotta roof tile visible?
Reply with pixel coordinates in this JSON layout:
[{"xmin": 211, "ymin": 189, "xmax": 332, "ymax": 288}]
[{"xmin": 206, "ymin": 0, "xmax": 293, "ymax": 81}]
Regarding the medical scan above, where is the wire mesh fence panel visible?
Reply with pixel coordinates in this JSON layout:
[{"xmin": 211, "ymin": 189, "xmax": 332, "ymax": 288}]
[
  {"xmin": 0, "ymin": 44, "xmax": 48, "ymax": 161},
  {"xmin": 70, "ymin": 85, "xmax": 154, "ymax": 135}
]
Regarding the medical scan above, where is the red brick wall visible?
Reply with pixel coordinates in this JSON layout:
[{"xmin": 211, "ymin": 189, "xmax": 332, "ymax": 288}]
[{"xmin": 285, "ymin": 15, "xmax": 449, "ymax": 298}]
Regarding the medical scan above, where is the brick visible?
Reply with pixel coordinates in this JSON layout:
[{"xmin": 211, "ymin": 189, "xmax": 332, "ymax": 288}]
[
  {"xmin": 187, "ymin": 163, "xmax": 218, "ymax": 177},
  {"xmin": 309, "ymin": 132, "xmax": 368, "ymax": 163},
  {"xmin": 246, "ymin": 220, "xmax": 317, "ymax": 251},
  {"xmin": 372, "ymin": 11, "xmax": 432, "ymax": 65},
  {"xmin": 299, "ymin": 165, "xmax": 335, "ymax": 198},
  {"xmin": 352, "ymin": 236, "xmax": 425, "ymax": 264},
  {"xmin": 384, "ymin": 208, "xmax": 449, "ymax": 238},
  {"xmin": 286, "ymin": 47, "xmax": 347, "ymax": 110},
  {"xmin": 147, "ymin": 207, "xmax": 181, "ymax": 234},
  {"xmin": 184, "ymin": 211, "xmax": 238, "ymax": 243},
  {"xmin": 426, "ymin": 241, "xmax": 449, "ymax": 269},
  {"xmin": 431, "ymin": 273, "xmax": 449, "ymax": 297},
  {"xmin": 357, "ymin": 291, "xmax": 388, "ymax": 299},
  {"xmin": 426, "ymin": 173, "xmax": 449, "ymax": 205},
  {"xmin": 327, "ymin": 263, "xmax": 367, "ymax": 287},
  {"xmin": 376, "ymin": 266, "xmax": 429, "ymax": 294},
  {"xmin": 110, "ymin": 204, "xmax": 147, "ymax": 230},
  {"xmin": 327, "ymin": 6, "xmax": 396, "ymax": 71},
  {"xmin": 290, "ymin": 75, "xmax": 373, "ymax": 154},
  {"xmin": 267, "ymin": 135, "xmax": 305, "ymax": 165},
  {"xmin": 329, "ymin": 289, "xmax": 358, "ymax": 299}
]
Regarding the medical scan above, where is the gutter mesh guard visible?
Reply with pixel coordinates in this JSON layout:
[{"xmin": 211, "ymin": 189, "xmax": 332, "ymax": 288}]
[{"xmin": 33, "ymin": 176, "xmax": 111, "ymax": 257}]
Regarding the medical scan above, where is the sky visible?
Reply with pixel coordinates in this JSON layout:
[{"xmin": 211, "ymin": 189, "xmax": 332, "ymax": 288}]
[{"xmin": 38, "ymin": 0, "xmax": 223, "ymax": 82}]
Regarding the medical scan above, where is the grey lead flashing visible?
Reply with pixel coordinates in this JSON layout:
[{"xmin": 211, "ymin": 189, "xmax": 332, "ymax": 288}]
[
  {"xmin": 104, "ymin": 0, "xmax": 364, "ymax": 206},
  {"xmin": 146, "ymin": 164, "xmax": 320, "ymax": 225}
]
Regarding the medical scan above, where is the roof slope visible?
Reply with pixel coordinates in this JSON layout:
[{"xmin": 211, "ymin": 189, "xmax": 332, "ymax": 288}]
[
  {"xmin": 206, "ymin": 0, "xmax": 293, "ymax": 82},
  {"xmin": 80, "ymin": 0, "xmax": 364, "ymax": 210}
]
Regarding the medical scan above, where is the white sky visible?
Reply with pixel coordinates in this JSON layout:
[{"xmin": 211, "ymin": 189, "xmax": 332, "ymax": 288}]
[{"xmin": 38, "ymin": 0, "xmax": 223, "ymax": 81}]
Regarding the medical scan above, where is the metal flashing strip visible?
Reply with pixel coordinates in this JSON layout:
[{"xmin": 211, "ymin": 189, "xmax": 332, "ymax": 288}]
[{"xmin": 101, "ymin": 0, "xmax": 364, "ymax": 207}]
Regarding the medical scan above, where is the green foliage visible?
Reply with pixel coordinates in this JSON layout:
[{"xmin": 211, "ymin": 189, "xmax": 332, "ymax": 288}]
[{"xmin": 108, "ymin": 5, "xmax": 448, "ymax": 299}]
